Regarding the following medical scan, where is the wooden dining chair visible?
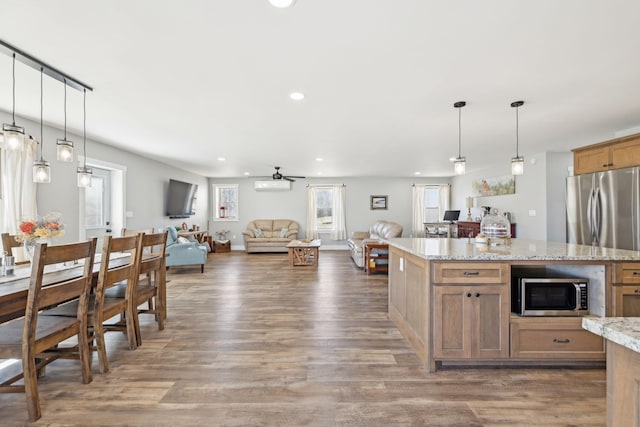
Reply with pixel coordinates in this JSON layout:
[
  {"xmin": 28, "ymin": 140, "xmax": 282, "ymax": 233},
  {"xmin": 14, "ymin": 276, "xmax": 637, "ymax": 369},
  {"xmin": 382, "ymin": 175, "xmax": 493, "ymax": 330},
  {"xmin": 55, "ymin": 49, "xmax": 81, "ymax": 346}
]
[
  {"xmin": 106, "ymin": 231, "xmax": 168, "ymax": 346},
  {"xmin": 45, "ymin": 234, "xmax": 141, "ymax": 374},
  {"xmin": 1, "ymin": 232, "xmax": 29, "ymax": 265},
  {"xmin": 0, "ymin": 238, "xmax": 97, "ymax": 421}
]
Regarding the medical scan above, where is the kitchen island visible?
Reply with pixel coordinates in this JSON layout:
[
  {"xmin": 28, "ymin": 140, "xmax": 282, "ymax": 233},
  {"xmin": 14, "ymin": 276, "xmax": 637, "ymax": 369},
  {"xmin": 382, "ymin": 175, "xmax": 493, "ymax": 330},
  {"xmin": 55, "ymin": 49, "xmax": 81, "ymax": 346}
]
[
  {"xmin": 583, "ymin": 317, "xmax": 640, "ymax": 427},
  {"xmin": 385, "ymin": 237, "xmax": 640, "ymax": 372}
]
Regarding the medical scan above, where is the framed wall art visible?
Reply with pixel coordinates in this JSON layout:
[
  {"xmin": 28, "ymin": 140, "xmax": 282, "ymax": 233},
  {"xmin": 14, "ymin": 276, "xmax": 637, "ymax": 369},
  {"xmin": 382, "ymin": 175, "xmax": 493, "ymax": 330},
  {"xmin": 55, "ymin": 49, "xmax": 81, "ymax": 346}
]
[{"xmin": 370, "ymin": 195, "xmax": 387, "ymax": 210}]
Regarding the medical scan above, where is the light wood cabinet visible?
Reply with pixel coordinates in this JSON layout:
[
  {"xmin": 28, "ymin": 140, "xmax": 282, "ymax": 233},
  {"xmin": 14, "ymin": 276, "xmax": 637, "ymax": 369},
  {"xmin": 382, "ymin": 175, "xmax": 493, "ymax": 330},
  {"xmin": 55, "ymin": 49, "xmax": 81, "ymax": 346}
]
[
  {"xmin": 433, "ymin": 284, "xmax": 510, "ymax": 359},
  {"xmin": 606, "ymin": 341, "xmax": 640, "ymax": 427},
  {"xmin": 510, "ymin": 317, "xmax": 605, "ymax": 360},
  {"xmin": 432, "ymin": 262, "xmax": 509, "ymax": 284},
  {"xmin": 573, "ymin": 132, "xmax": 640, "ymax": 175},
  {"xmin": 613, "ymin": 286, "xmax": 640, "ymax": 317}
]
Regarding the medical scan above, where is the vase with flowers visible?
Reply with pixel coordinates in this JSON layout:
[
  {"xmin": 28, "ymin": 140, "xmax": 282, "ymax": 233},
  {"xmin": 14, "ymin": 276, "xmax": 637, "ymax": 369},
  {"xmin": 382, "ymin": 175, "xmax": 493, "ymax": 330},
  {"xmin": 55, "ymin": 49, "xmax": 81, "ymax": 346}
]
[{"xmin": 18, "ymin": 212, "xmax": 65, "ymax": 260}]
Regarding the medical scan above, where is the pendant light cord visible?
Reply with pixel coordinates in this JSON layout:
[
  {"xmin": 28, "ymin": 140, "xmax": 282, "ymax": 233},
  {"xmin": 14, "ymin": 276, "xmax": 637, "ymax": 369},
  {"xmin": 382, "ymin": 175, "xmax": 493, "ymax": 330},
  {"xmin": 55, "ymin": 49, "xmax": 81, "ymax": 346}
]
[
  {"xmin": 63, "ymin": 79, "xmax": 67, "ymax": 139},
  {"xmin": 11, "ymin": 53, "xmax": 16, "ymax": 125},
  {"xmin": 39, "ymin": 67, "xmax": 43, "ymax": 161},
  {"xmin": 83, "ymin": 88, "xmax": 87, "ymax": 168},
  {"xmin": 515, "ymin": 105, "xmax": 519, "ymax": 157},
  {"xmin": 458, "ymin": 107, "xmax": 462, "ymax": 158}
]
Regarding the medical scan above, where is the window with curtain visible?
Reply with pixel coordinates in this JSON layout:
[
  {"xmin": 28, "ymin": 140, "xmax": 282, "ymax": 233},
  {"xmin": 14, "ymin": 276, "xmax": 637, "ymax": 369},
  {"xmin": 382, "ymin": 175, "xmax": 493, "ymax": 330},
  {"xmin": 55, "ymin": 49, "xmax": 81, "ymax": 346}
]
[
  {"xmin": 412, "ymin": 184, "xmax": 450, "ymax": 236},
  {"xmin": 1, "ymin": 138, "xmax": 37, "ymax": 234},
  {"xmin": 306, "ymin": 184, "xmax": 347, "ymax": 240}
]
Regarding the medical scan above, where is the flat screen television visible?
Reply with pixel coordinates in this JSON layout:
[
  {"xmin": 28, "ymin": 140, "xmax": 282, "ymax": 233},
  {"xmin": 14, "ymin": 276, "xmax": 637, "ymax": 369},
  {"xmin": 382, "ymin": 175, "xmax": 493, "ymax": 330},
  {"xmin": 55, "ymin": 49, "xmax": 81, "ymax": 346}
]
[
  {"xmin": 166, "ymin": 179, "xmax": 198, "ymax": 218},
  {"xmin": 443, "ymin": 210, "xmax": 460, "ymax": 222}
]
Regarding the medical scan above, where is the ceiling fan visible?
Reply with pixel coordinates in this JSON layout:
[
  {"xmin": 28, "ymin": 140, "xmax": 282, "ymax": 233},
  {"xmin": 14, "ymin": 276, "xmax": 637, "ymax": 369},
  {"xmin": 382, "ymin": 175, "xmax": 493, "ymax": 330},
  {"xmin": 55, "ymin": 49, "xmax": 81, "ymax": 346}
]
[{"xmin": 260, "ymin": 166, "xmax": 306, "ymax": 182}]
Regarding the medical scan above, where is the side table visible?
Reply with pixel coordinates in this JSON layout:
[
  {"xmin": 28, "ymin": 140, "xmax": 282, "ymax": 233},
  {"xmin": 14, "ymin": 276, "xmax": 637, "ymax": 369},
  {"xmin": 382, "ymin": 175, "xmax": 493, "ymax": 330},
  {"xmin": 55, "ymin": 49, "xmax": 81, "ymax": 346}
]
[{"xmin": 364, "ymin": 242, "xmax": 389, "ymax": 275}]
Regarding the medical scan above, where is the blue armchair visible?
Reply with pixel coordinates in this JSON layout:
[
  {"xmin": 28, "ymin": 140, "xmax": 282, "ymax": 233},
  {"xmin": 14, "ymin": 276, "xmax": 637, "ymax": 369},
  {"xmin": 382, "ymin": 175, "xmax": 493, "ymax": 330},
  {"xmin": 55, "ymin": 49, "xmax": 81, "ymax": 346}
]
[{"xmin": 164, "ymin": 226, "xmax": 208, "ymax": 273}]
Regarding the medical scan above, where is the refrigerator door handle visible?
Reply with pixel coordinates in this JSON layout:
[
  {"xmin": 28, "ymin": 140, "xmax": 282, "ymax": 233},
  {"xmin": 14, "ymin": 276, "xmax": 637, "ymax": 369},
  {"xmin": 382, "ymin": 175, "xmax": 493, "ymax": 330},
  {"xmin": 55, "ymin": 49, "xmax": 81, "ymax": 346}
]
[
  {"xmin": 594, "ymin": 187, "xmax": 603, "ymax": 246},
  {"xmin": 586, "ymin": 188, "xmax": 595, "ymax": 243}
]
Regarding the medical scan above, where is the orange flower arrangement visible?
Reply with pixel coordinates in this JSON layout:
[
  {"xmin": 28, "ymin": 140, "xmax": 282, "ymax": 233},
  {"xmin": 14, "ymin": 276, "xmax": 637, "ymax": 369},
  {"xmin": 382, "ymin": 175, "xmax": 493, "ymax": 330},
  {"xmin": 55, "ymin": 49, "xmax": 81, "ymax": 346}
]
[{"xmin": 18, "ymin": 212, "xmax": 65, "ymax": 241}]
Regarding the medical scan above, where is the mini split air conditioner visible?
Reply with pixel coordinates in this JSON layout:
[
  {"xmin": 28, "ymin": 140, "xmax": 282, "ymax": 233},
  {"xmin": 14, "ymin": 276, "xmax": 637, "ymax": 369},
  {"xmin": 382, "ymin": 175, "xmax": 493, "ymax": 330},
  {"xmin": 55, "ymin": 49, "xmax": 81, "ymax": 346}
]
[{"xmin": 254, "ymin": 180, "xmax": 291, "ymax": 191}]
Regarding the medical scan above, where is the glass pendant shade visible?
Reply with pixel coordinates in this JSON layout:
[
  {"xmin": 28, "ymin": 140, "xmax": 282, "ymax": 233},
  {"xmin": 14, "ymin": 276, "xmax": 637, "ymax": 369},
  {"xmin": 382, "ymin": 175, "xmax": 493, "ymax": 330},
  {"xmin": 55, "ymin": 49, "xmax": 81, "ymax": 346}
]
[
  {"xmin": 77, "ymin": 166, "xmax": 92, "ymax": 188},
  {"xmin": 2, "ymin": 123, "xmax": 25, "ymax": 151},
  {"xmin": 511, "ymin": 156, "xmax": 524, "ymax": 175},
  {"xmin": 454, "ymin": 157, "xmax": 466, "ymax": 175},
  {"xmin": 56, "ymin": 139, "xmax": 74, "ymax": 161},
  {"xmin": 268, "ymin": 0, "xmax": 296, "ymax": 7},
  {"xmin": 33, "ymin": 160, "xmax": 51, "ymax": 183}
]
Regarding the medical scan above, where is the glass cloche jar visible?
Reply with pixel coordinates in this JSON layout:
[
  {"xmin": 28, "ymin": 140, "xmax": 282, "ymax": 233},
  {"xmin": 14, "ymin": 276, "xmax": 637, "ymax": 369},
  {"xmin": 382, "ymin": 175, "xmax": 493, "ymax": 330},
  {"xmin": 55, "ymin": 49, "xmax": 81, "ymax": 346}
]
[{"xmin": 479, "ymin": 208, "xmax": 511, "ymax": 241}]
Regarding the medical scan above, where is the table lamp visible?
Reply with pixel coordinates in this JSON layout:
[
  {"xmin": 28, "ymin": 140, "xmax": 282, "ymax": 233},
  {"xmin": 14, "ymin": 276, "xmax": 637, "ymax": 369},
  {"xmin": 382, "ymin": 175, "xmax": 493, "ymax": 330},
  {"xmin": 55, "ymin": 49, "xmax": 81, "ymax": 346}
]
[{"xmin": 466, "ymin": 197, "xmax": 473, "ymax": 221}]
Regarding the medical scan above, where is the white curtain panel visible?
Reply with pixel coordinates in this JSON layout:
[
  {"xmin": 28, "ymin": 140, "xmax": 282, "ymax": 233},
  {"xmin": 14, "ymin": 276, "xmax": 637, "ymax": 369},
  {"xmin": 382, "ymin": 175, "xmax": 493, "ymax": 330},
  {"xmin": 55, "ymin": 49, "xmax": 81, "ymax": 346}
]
[
  {"xmin": 411, "ymin": 185, "xmax": 426, "ymax": 237},
  {"xmin": 330, "ymin": 184, "xmax": 347, "ymax": 241},
  {"xmin": 438, "ymin": 184, "xmax": 451, "ymax": 219},
  {"xmin": 305, "ymin": 186, "xmax": 318, "ymax": 239},
  {"xmin": 1, "ymin": 139, "xmax": 37, "ymax": 234}
]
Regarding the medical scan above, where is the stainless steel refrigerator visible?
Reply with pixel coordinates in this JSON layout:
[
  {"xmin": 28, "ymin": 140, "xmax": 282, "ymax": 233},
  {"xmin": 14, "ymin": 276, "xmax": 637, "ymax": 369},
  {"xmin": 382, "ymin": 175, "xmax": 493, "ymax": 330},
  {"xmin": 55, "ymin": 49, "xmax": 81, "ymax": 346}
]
[{"xmin": 566, "ymin": 167, "xmax": 639, "ymax": 250}]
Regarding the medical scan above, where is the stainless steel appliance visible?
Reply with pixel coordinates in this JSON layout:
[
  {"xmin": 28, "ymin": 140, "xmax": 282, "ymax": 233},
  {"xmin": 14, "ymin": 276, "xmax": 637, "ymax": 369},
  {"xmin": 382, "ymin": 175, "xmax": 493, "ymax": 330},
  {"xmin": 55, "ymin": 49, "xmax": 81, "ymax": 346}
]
[
  {"xmin": 512, "ymin": 276, "xmax": 589, "ymax": 316},
  {"xmin": 566, "ymin": 167, "xmax": 639, "ymax": 250}
]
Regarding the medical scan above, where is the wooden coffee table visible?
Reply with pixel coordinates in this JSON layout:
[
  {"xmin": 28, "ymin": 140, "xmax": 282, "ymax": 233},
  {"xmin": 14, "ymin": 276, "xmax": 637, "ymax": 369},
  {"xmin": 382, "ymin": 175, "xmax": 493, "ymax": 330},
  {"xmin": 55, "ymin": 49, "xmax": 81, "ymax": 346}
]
[{"xmin": 286, "ymin": 239, "xmax": 321, "ymax": 268}]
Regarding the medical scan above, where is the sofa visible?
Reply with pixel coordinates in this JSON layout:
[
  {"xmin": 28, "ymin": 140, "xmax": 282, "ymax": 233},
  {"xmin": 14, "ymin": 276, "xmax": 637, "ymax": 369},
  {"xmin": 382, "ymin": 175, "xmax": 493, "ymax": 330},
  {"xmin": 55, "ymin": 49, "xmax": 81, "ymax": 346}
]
[
  {"xmin": 242, "ymin": 219, "xmax": 299, "ymax": 253},
  {"xmin": 163, "ymin": 226, "xmax": 209, "ymax": 273},
  {"xmin": 347, "ymin": 220, "xmax": 403, "ymax": 268}
]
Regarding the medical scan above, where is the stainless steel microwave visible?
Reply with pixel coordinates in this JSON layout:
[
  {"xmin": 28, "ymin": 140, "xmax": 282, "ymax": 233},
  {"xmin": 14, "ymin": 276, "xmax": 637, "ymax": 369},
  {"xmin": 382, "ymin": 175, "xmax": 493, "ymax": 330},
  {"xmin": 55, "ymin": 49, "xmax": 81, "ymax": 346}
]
[{"xmin": 511, "ymin": 276, "xmax": 589, "ymax": 316}]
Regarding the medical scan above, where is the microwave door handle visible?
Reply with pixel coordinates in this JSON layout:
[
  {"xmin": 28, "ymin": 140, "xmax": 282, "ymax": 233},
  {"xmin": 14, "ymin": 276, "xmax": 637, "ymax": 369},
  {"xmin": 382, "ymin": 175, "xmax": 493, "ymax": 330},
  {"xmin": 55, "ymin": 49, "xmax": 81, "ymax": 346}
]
[{"xmin": 573, "ymin": 283, "xmax": 582, "ymax": 312}]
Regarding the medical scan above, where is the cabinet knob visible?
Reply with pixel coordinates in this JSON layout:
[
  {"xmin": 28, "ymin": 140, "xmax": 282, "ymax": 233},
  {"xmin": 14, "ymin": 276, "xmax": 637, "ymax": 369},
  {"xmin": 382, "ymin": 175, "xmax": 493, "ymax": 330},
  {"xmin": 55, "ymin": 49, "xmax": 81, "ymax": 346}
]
[
  {"xmin": 553, "ymin": 338, "xmax": 570, "ymax": 344},
  {"xmin": 466, "ymin": 292, "xmax": 472, "ymax": 298},
  {"xmin": 475, "ymin": 292, "xmax": 480, "ymax": 298},
  {"xmin": 602, "ymin": 164, "xmax": 608, "ymax": 167},
  {"xmin": 633, "ymin": 271, "xmax": 640, "ymax": 276},
  {"xmin": 635, "ymin": 289, "xmax": 640, "ymax": 294}
]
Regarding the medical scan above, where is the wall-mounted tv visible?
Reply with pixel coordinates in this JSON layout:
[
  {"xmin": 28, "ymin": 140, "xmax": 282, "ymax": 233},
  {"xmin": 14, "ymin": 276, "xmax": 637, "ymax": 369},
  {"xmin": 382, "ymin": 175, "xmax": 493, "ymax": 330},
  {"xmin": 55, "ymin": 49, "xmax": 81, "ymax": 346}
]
[{"xmin": 166, "ymin": 179, "xmax": 198, "ymax": 218}]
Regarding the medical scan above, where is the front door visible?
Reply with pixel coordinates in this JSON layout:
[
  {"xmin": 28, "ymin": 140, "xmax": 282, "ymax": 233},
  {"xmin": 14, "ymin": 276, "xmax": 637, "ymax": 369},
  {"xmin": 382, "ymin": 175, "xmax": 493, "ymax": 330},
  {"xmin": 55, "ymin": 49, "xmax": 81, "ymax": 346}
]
[{"xmin": 84, "ymin": 166, "xmax": 112, "ymax": 247}]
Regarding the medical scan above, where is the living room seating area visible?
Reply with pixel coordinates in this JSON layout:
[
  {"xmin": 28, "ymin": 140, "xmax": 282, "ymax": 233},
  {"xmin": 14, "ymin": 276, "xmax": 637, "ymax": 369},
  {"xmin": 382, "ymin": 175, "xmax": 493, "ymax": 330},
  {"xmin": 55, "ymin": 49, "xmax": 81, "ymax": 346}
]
[
  {"xmin": 347, "ymin": 220, "xmax": 403, "ymax": 268},
  {"xmin": 242, "ymin": 219, "xmax": 299, "ymax": 253}
]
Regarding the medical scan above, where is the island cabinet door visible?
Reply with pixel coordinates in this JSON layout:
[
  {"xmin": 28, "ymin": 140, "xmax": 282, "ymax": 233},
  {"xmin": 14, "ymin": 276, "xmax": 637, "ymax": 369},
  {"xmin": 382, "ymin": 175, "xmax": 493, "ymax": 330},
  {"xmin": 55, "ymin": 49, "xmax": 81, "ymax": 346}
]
[
  {"xmin": 613, "ymin": 286, "xmax": 640, "ymax": 316},
  {"xmin": 433, "ymin": 284, "xmax": 510, "ymax": 360}
]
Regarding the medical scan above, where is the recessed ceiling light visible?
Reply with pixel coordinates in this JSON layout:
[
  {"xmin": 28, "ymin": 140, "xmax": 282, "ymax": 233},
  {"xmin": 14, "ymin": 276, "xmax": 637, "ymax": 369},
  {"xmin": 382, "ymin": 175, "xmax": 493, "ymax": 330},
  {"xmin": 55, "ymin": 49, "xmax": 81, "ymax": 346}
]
[
  {"xmin": 315, "ymin": 157, "xmax": 323, "ymax": 162},
  {"xmin": 243, "ymin": 171, "xmax": 250, "ymax": 176},
  {"xmin": 414, "ymin": 172, "xmax": 421, "ymax": 175},
  {"xmin": 290, "ymin": 92, "xmax": 305, "ymax": 101},
  {"xmin": 217, "ymin": 157, "xmax": 226, "ymax": 162},
  {"xmin": 268, "ymin": 0, "xmax": 296, "ymax": 8},
  {"xmin": 317, "ymin": 172, "xmax": 323, "ymax": 175}
]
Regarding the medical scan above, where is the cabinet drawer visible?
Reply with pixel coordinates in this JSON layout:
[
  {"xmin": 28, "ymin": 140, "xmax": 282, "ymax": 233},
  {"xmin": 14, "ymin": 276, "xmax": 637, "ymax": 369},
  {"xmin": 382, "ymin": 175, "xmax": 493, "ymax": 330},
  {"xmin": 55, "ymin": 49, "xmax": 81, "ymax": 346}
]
[
  {"xmin": 432, "ymin": 262, "xmax": 508, "ymax": 284},
  {"xmin": 510, "ymin": 317, "xmax": 605, "ymax": 360},
  {"xmin": 614, "ymin": 263, "xmax": 640, "ymax": 284}
]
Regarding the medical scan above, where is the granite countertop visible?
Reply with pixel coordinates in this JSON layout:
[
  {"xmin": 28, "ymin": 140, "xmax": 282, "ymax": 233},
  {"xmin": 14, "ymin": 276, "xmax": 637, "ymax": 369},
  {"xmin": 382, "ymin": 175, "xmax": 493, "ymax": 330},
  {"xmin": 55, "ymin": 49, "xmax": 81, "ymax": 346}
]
[
  {"xmin": 384, "ymin": 237, "xmax": 640, "ymax": 261},
  {"xmin": 582, "ymin": 317, "xmax": 640, "ymax": 353}
]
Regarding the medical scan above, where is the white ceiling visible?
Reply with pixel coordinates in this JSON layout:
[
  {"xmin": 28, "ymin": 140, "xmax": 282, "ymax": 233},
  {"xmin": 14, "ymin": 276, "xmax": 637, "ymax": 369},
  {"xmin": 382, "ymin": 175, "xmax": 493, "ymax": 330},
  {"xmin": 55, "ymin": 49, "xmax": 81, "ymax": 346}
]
[{"xmin": 1, "ymin": 0, "xmax": 640, "ymax": 179}]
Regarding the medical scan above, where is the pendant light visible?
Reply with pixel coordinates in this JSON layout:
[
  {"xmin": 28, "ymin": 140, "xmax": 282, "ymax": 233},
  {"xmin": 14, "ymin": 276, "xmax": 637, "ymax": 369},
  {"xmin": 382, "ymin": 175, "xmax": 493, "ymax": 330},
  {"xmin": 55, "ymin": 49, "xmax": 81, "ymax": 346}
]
[
  {"xmin": 511, "ymin": 100, "xmax": 525, "ymax": 175},
  {"xmin": 268, "ymin": 0, "xmax": 296, "ymax": 8},
  {"xmin": 56, "ymin": 79, "xmax": 74, "ymax": 161},
  {"xmin": 453, "ymin": 101, "xmax": 466, "ymax": 175},
  {"xmin": 2, "ymin": 52, "xmax": 25, "ymax": 151},
  {"xmin": 77, "ymin": 88, "xmax": 92, "ymax": 188},
  {"xmin": 33, "ymin": 68, "xmax": 51, "ymax": 183}
]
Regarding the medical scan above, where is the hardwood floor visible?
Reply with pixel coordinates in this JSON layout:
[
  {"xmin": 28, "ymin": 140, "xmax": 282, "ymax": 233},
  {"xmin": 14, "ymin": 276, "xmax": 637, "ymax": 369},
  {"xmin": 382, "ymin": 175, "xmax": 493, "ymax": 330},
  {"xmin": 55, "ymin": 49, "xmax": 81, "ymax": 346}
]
[{"xmin": 0, "ymin": 251, "xmax": 605, "ymax": 426}]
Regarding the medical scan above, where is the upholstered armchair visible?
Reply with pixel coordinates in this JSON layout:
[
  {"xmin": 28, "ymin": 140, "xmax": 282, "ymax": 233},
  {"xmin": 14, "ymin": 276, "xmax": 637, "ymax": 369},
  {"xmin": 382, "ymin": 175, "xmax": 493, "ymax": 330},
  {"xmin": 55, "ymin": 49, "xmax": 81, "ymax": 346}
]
[{"xmin": 163, "ymin": 226, "xmax": 208, "ymax": 273}]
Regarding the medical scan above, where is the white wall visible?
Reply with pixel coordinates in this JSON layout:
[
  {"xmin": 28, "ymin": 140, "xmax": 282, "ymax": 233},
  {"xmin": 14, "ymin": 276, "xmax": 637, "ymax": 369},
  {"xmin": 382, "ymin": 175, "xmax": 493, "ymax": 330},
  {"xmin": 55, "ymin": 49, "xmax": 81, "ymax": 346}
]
[
  {"xmin": 451, "ymin": 151, "xmax": 572, "ymax": 241},
  {"xmin": 209, "ymin": 176, "xmax": 451, "ymax": 249},
  {"xmin": 0, "ymin": 111, "xmax": 209, "ymax": 244}
]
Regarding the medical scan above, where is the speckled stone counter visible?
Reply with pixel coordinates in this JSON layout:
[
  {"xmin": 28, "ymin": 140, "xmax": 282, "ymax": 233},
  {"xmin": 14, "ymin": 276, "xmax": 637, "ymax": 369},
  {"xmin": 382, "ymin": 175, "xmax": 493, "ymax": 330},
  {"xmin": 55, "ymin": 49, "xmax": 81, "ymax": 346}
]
[
  {"xmin": 385, "ymin": 237, "xmax": 640, "ymax": 261},
  {"xmin": 582, "ymin": 317, "xmax": 640, "ymax": 426},
  {"xmin": 582, "ymin": 317, "xmax": 640, "ymax": 353}
]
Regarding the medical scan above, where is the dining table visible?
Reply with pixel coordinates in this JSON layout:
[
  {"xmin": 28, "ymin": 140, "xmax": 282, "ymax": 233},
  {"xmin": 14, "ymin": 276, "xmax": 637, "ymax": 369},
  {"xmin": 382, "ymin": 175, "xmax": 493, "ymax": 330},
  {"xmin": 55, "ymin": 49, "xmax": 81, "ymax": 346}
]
[{"xmin": 0, "ymin": 252, "xmax": 131, "ymax": 324}]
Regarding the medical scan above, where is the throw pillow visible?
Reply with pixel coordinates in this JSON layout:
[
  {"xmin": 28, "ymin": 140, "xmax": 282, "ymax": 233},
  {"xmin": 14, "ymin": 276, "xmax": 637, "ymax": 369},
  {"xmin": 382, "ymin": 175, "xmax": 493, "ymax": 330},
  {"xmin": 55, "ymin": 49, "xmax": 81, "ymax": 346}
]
[
  {"xmin": 253, "ymin": 227, "xmax": 264, "ymax": 238},
  {"xmin": 279, "ymin": 227, "xmax": 288, "ymax": 238},
  {"xmin": 177, "ymin": 236, "xmax": 190, "ymax": 244}
]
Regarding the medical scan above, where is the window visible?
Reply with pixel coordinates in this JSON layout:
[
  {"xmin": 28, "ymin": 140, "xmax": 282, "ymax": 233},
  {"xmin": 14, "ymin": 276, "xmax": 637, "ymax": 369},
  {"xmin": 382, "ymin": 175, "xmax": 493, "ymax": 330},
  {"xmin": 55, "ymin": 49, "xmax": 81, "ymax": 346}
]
[
  {"xmin": 85, "ymin": 174, "xmax": 107, "ymax": 228},
  {"xmin": 412, "ymin": 184, "xmax": 450, "ymax": 236},
  {"xmin": 423, "ymin": 187, "xmax": 441, "ymax": 223},
  {"xmin": 214, "ymin": 184, "xmax": 238, "ymax": 221},
  {"xmin": 315, "ymin": 187, "xmax": 334, "ymax": 230}
]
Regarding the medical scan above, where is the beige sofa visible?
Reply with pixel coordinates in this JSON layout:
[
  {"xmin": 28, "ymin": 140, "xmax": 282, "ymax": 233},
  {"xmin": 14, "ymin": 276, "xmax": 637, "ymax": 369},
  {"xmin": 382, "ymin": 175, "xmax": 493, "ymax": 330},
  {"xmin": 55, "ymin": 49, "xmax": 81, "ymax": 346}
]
[
  {"xmin": 242, "ymin": 219, "xmax": 299, "ymax": 253},
  {"xmin": 347, "ymin": 220, "xmax": 403, "ymax": 268}
]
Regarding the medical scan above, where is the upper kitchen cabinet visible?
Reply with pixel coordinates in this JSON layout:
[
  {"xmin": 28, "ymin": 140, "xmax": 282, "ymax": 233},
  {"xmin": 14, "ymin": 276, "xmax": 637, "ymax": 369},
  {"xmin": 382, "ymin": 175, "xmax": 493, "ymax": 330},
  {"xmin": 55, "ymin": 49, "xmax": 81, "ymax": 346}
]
[{"xmin": 573, "ymin": 132, "xmax": 640, "ymax": 175}]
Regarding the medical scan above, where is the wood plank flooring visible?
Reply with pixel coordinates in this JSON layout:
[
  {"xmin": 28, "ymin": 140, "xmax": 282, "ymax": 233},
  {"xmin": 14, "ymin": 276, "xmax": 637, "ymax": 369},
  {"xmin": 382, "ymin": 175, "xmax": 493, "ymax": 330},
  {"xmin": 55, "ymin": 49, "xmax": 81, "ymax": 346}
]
[{"xmin": 0, "ymin": 251, "xmax": 605, "ymax": 426}]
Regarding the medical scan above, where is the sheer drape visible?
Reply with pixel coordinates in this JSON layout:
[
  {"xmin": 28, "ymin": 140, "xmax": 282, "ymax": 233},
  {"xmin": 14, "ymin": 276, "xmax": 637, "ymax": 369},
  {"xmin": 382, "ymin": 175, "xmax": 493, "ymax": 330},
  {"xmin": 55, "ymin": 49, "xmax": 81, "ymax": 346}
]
[
  {"xmin": 330, "ymin": 184, "xmax": 347, "ymax": 240},
  {"xmin": 1, "ymin": 139, "xmax": 37, "ymax": 234},
  {"xmin": 305, "ymin": 186, "xmax": 318, "ymax": 239},
  {"xmin": 412, "ymin": 184, "xmax": 450, "ymax": 237},
  {"xmin": 412, "ymin": 185, "xmax": 426, "ymax": 237}
]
